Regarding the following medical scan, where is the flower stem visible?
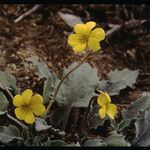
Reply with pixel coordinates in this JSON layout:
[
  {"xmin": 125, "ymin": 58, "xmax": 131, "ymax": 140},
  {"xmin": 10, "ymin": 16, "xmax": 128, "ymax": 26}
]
[
  {"xmin": 7, "ymin": 113, "xmax": 28, "ymax": 129},
  {"xmin": 44, "ymin": 50, "xmax": 93, "ymax": 117}
]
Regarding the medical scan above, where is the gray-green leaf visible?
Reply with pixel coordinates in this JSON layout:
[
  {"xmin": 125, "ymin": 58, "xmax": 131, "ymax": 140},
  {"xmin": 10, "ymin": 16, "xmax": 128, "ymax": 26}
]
[
  {"xmin": 108, "ymin": 68, "xmax": 139, "ymax": 88},
  {"xmin": 0, "ymin": 71, "xmax": 18, "ymax": 94},
  {"xmin": 0, "ymin": 125, "xmax": 21, "ymax": 144},
  {"xmin": 0, "ymin": 92, "xmax": 9, "ymax": 115},
  {"xmin": 122, "ymin": 93, "xmax": 150, "ymax": 120},
  {"xmin": 132, "ymin": 109, "xmax": 150, "ymax": 146},
  {"xmin": 104, "ymin": 131, "xmax": 130, "ymax": 146},
  {"xmin": 84, "ymin": 138, "xmax": 106, "ymax": 146}
]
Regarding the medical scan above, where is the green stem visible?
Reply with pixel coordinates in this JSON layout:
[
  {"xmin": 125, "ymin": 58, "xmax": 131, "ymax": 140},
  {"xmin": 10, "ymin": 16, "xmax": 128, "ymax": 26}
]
[
  {"xmin": 44, "ymin": 50, "xmax": 93, "ymax": 117},
  {"xmin": 7, "ymin": 113, "xmax": 28, "ymax": 129}
]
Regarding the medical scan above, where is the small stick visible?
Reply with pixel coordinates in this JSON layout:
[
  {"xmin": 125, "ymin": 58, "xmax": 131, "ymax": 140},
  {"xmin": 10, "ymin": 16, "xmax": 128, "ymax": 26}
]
[
  {"xmin": 7, "ymin": 113, "xmax": 28, "ymax": 129},
  {"xmin": 44, "ymin": 50, "xmax": 93, "ymax": 117},
  {"xmin": 14, "ymin": 5, "xmax": 42, "ymax": 23}
]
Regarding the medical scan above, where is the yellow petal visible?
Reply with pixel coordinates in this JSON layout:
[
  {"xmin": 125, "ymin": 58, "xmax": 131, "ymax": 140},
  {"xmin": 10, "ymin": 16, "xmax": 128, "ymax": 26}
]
[
  {"xmin": 22, "ymin": 89, "xmax": 33, "ymax": 104},
  {"xmin": 90, "ymin": 28, "xmax": 105, "ymax": 41},
  {"xmin": 104, "ymin": 92, "xmax": 111, "ymax": 103},
  {"xmin": 24, "ymin": 110, "xmax": 35, "ymax": 124},
  {"xmin": 73, "ymin": 43, "xmax": 86, "ymax": 52},
  {"xmin": 68, "ymin": 34, "xmax": 82, "ymax": 46},
  {"xmin": 15, "ymin": 107, "xmax": 26, "ymax": 120},
  {"xmin": 88, "ymin": 37, "xmax": 100, "ymax": 51},
  {"xmin": 31, "ymin": 104, "xmax": 46, "ymax": 116},
  {"xmin": 85, "ymin": 21, "xmax": 96, "ymax": 32},
  {"xmin": 97, "ymin": 91, "xmax": 111, "ymax": 107},
  {"xmin": 99, "ymin": 106, "xmax": 106, "ymax": 119},
  {"xmin": 74, "ymin": 24, "xmax": 88, "ymax": 35},
  {"xmin": 13, "ymin": 95, "xmax": 24, "ymax": 107},
  {"xmin": 30, "ymin": 94, "xmax": 43, "ymax": 105},
  {"xmin": 107, "ymin": 104, "xmax": 117, "ymax": 119}
]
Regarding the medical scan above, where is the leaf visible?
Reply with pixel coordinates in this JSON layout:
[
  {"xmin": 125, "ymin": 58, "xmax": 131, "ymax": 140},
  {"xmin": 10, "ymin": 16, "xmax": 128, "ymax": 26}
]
[
  {"xmin": 0, "ymin": 92, "xmax": 9, "ymax": 115},
  {"xmin": 88, "ymin": 104, "xmax": 105, "ymax": 129},
  {"xmin": 0, "ymin": 125, "xmax": 21, "ymax": 144},
  {"xmin": 28, "ymin": 57, "xmax": 57, "ymax": 80},
  {"xmin": 29, "ymin": 58, "xmax": 57, "ymax": 104},
  {"xmin": 42, "ymin": 137, "xmax": 51, "ymax": 146},
  {"xmin": 55, "ymin": 62, "xmax": 99, "ymax": 107},
  {"xmin": 35, "ymin": 118, "xmax": 51, "ymax": 132},
  {"xmin": 132, "ymin": 109, "xmax": 150, "ymax": 146},
  {"xmin": 58, "ymin": 12, "xmax": 83, "ymax": 28},
  {"xmin": 108, "ymin": 68, "xmax": 139, "ymax": 88},
  {"xmin": 43, "ymin": 77, "xmax": 54, "ymax": 104},
  {"xmin": 0, "ymin": 71, "xmax": 18, "ymax": 94},
  {"xmin": 84, "ymin": 138, "xmax": 106, "ymax": 146},
  {"xmin": 50, "ymin": 140, "xmax": 66, "ymax": 146},
  {"xmin": 32, "ymin": 136, "xmax": 40, "ymax": 146},
  {"xmin": 122, "ymin": 93, "xmax": 150, "ymax": 120},
  {"xmin": 104, "ymin": 131, "xmax": 130, "ymax": 146},
  {"xmin": 52, "ymin": 62, "xmax": 100, "ymax": 127},
  {"xmin": 99, "ymin": 80, "xmax": 127, "ymax": 96},
  {"xmin": 117, "ymin": 119, "xmax": 131, "ymax": 132}
]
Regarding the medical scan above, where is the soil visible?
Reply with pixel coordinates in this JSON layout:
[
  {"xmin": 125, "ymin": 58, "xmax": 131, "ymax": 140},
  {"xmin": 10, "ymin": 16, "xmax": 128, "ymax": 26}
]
[{"xmin": 0, "ymin": 4, "xmax": 150, "ymax": 144}]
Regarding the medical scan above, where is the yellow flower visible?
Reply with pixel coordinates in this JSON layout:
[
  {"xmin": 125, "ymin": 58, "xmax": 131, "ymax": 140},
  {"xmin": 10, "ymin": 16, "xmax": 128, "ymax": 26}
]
[
  {"xmin": 97, "ymin": 91, "xmax": 117, "ymax": 119},
  {"xmin": 68, "ymin": 21, "xmax": 105, "ymax": 52},
  {"xmin": 13, "ymin": 89, "xmax": 46, "ymax": 124}
]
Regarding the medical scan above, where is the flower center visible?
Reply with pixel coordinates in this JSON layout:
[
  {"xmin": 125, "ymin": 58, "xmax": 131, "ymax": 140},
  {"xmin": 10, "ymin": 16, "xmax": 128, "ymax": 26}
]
[
  {"xmin": 78, "ymin": 34, "xmax": 89, "ymax": 43},
  {"xmin": 22, "ymin": 104, "xmax": 31, "ymax": 112}
]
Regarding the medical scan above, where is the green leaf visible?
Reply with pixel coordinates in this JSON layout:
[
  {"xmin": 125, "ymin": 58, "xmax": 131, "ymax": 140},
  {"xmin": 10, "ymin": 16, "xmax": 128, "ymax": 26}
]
[
  {"xmin": 0, "ymin": 92, "xmax": 9, "ymax": 115},
  {"xmin": 88, "ymin": 104, "xmax": 105, "ymax": 129},
  {"xmin": 0, "ymin": 71, "xmax": 18, "ymax": 94},
  {"xmin": 42, "ymin": 137, "xmax": 51, "ymax": 146},
  {"xmin": 123, "ymin": 93, "xmax": 150, "ymax": 120},
  {"xmin": 104, "ymin": 131, "xmax": 130, "ymax": 146},
  {"xmin": 108, "ymin": 68, "xmax": 139, "ymax": 88},
  {"xmin": 99, "ymin": 80, "xmax": 127, "ymax": 96},
  {"xmin": 52, "ymin": 62, "xmax": 100, "ymax": 127},
  {"xmin": 50, "ymin": 140, "xmax": 66, "ymax": 146},
  {"xmin": 0, "ymin": 125, "xmax": 22, "ymax": 144},
  {"xmin": 43, "ymin": 77, "xmax": 54, "ymax": 104},
  {"xmin": 29, "ymin": 57, "xmax": 57, "ymax": 79},
  {"xmin": 132, "ymin": 109, "xmax": 150, "ymax": 146},
  {"xmin": 32, "ymin": 136, "xmax": 40, "ymax": 146},
  {"xmin": 117, "ymin": 119, "xmax": 131, "ymax": 132},
  {"xmin": 55, "ymin": 62, "xmax": 99, "ymax": 107},
  {"xmin": 84, "ymin": 138, "xmax": 106, "ymax": 146},
  {"xmin": 35, "ymin": 118, "xmax": 51, "ymax": 132}
]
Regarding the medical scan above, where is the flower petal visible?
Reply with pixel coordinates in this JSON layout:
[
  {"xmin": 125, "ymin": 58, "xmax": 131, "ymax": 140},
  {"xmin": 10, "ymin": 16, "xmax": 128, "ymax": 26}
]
[
  {"xmin": 30, "ymin": 94, "xmax": 43, "ymax": 106},
  {"xmin": 15, "ymin": 107, "xmax": 26, "ymax": 120},
  {"xmin": 31, "ymin": 104, "xmax": 46, "ymax": 116},
  {"xmin": 90, "ymin": 28, "xmax": 105, "ymax": 41},
  {"xmin": 24, "ymin": 110, "xmax": 35, "ymax": 124},
  {"xmin": 13, "ymin": 95, "xmax": 24, "ymax": 107},
  {"xmin": 88, "ymin": 37, "xmax": 100, "ymax": 51},
  {"xmin": 74, "ymin": 24, "xmax": 88, "ymax": 35},
  {"xmin": 73, "ymin": 43, "xmax": 86, "ymax": 52},
  {"xmin": 22, "ymin": 89, "xmax": 33, "ymax": 104},
  {"xmin": 99, "ymin": 106, "xmax": 106, "ymax": 119},
  {"xmin": 68, "ymin": 34, "xmax": 82, "ymax": 46},
  {"xmin": 107, "ymin": 104, "xmax": 117, "ymax": 119},
  {"xmin": 85, "ymin": 21, "xmax": 96, "ymax": 32},
  {"xmin": 97, "ymin": 91, "xmax": 111, "ymax": 107}
]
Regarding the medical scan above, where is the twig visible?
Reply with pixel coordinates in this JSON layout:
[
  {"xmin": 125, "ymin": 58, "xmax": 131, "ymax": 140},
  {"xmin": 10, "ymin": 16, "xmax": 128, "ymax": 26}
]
[
  {"xmin": 14, "ymin": 5, "xmax": 42, "ymax": 23},
  {"xmin": 106, "ymin": 19, "xmax": 146, "ymax": 37},
  {"xmin": 44, "ymin": 50, "xmax": 93, "ymax": 117},
  {"xmin": 7, "ymin": 113, "xmax": 28, "ymax": 129}
]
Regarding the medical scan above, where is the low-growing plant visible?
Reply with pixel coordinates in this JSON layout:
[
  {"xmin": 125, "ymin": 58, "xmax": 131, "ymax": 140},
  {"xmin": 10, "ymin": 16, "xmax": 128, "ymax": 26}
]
[{"xmin": 0, "ymin": 21, "xmax": 149, "ymax": 147}]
